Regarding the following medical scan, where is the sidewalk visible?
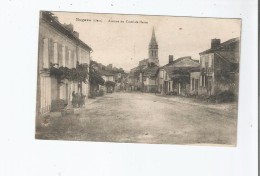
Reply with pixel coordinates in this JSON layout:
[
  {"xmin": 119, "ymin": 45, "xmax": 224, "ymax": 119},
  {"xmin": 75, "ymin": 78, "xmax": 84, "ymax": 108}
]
[{"xmin": 147, "ymin": 93, "xmax": 238, "ymax": 112}]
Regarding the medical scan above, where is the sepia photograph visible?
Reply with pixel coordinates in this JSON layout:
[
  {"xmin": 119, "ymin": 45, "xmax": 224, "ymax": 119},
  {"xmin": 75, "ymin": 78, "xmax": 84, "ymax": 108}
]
[{"xmin": 35, "ymin": 11, "xmax": 241, "ymax": 146}]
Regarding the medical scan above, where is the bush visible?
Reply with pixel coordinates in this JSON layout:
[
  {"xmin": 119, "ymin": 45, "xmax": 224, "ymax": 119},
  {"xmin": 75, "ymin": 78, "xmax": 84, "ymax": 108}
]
[
  {"xmin": 208, "ymin": 90, "xmax": 236, "ymax": 103},
  {"xmin": 51, "ymin": 99, "xmax": 67, "ymax": 112},
  {"xmin": 166, "ymin": 91, "xmax": 177, "ymax": 95},
  {"xmin": 97, "ymin": 89, "xmax": 104, "ymax": 97}
]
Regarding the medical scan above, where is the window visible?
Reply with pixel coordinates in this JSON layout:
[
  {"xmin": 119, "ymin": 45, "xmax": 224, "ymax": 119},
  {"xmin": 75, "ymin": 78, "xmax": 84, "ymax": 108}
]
[
  {"xmin": 78, "ymin": 47, "xmax": 81, "ymax": 64},
  {"xmin": 62, "ymin": 45, "xmax": 65, "ymax": 67},
  {"xmin": 208, "ymin": 56, "xmax": 212, "ymax": 68},
  {"xmin": 68, "ymin": 50, "xmax": 71, "ymax": 68},
  {"xmin": 43, "ymin": 38, "xmax": 49, "ymax": 68},
  {"xmin": 53, "ymin": 42, "xmax": 58, "ymax": 64},
  {"xmin": 192, "ymin": 78, "xmax": 194, "ymax": 90},
  {"xmin": 203, "ymin": 75, "xmax": 206, "ymax": 87},
  {"xmin": 65, "ymin": 46, "xmax": 69, "ymax": 67},
  {"xmin": 74, "ymin": 51, "xmax": 77, "ymax": 68},
  {"xmin": 160, "ymin": 70, "xmax": 164, "ymax": 79},
  {"xmin": 195, "ymin": 79, "xmax": 199, "ymax": 90}
]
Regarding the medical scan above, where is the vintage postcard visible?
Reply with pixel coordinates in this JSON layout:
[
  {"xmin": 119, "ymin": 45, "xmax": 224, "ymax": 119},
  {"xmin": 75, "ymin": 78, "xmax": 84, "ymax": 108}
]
[{"xmin": 35, "ymin": 11, "xmax": 241, "ymax": 146}]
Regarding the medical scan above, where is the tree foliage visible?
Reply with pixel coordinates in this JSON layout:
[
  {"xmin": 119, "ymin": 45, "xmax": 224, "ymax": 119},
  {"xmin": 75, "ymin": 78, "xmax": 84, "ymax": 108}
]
[
  {"xmin": 50, "ymin": 62, "xmax": 89, "ymax": 83},
  {"xmin": 89, "ymin": 60, "xmax": 105, "ymax": 85},
  {"xmin": 105, "ymin": 81, "xmax": 116, "ymax": 87}
]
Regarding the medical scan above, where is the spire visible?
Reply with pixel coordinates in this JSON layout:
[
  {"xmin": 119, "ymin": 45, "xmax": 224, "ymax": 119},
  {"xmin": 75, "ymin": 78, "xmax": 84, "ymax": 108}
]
[
  {"xmin": 149, "ymin": 27, "xmax": 158, "ymax": 48},
  {"xmin": 152, "ymin": 27, "xmax": 156, "ymax": 40}
]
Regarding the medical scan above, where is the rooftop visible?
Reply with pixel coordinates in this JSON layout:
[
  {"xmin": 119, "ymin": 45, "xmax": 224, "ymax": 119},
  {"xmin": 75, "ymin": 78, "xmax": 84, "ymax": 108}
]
[
  {"xmin": 41, "ymin": 11, "xmax": 92, "ymax": 51},
  {"xmin": 199, "ymin": 37, "xmax": 240, "ymax": 63}
]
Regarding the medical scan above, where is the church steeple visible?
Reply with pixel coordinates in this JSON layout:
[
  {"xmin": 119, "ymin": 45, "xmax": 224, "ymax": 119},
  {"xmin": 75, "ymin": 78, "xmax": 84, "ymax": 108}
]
[
  {"xmin": 148, "ymin": 27, "xmax": 159, "ymax": 66},
  {"xmin": 149, "ymin": 27, "xmax": 158, "ymax": 48}
]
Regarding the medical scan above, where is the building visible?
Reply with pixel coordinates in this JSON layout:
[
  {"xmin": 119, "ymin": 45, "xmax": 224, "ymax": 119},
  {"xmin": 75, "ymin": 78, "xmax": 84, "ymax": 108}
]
[
  {"xmin": 93, "ymin": 62, "xmax": 127, "ymax": 93},
  {"xmin": 191, "ymin": 38, "xmax": 240, "ymax": 96},
  {"xmin": 98, "ymin": 68, "xmax": 115, "ymax": 93},
  {"xmin": 37, "ymin": 11, "xmax": 92, "ymax": 115},
  {"xmin": 128, "ymin": 27, "xmax": 160, "ymax": 92},
  {"xmin": 148, "ymin": 27, "xmax": 160, "ymax": 66},
  {"xmin": 156, "ymin": 55, "xmax": 200, "ymax": 95}
]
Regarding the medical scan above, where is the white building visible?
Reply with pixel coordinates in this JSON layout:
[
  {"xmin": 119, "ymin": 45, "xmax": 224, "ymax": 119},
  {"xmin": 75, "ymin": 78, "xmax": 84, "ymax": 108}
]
[{"xmin": 37, "ymin": 11, "xmax": 92, "ymax": 115}]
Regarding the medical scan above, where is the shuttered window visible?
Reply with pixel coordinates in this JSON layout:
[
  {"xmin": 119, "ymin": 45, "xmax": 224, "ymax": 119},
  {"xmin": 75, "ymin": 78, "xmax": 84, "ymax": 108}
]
[
  {"xmin": 68, "ymin": 49, "xmax": 71, "ymax": 68},
  {"xmin": 74, "ymin": 50, "xmax": 77, "ymax": 67},
  {"xmin": 43, "ymin": 38, "xmax": 49, "ymax": 68},
  {"xmin": 78, "ymin": 47, "xmax": 81, "ymax": 64},
  {"xmin": 53, "ymin": 42, "xmax": 58, "ymax": 64},
  {"xmin": 65, "ymin": 46, "xmax": 69, "ymax": 67},
  {"xmin": 70, "ymin": 50, "xmax": 74, "ymax": 68},
  {"xmin": 62, "ymin": 45, "xmax": 65, "ymax": 67}
]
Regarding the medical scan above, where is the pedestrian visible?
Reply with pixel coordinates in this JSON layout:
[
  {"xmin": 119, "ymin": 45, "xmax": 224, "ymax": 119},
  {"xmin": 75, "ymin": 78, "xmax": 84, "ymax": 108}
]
[{"xmin": 72, "ymin": 91, "xmax": 77, "ymax": 108}]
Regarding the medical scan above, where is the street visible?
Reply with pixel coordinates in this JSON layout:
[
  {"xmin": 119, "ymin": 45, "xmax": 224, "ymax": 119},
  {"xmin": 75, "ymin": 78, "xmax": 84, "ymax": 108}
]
[{"xmin": 36, "ymin": 92, "xmax": 238, "ymax": 145}]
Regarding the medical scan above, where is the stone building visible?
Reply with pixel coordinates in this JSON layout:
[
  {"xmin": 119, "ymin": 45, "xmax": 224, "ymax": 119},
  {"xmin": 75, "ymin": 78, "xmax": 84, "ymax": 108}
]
[
  {"xmin": 37, "ymin": 11, "xmax": 92, "ymax": 115},
  {"xmin": 156, "ymin": 55, "xmax": 200, "ymax": 95},
  {"xmin": 190, "ymin": 38, "xmax": 240, "ymax": 96}
]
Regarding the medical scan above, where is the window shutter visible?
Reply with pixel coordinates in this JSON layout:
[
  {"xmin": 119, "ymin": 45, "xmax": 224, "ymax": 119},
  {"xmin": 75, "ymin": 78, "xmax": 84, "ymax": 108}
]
[
  {"xmin": 53, "ymin": 42, "xmax": 58, "ymax": 64},
  {"xmin": 74, "ymin": 51, "xmax": 77, "ymax": 68},
  {"xmin": 78, "ymin": 47, "xmax": 81, "ymax": 64},
  {"xmin": 43, "ymin": 38, "xmax": 49, "ymax": 68},
  {"xmin": 68, "ymin": 50, "xmax": 71, "ymax": 68},
  {"xmin": 209, "ymin": 56, "xmax": 212, "ymax": 68},
  {"xmin": 70, "ymin": 50, "xmax": 74, "ymax": 68},
  {"xmin": 48, "ymin": 39, "xmax": 53, "ymax": 64},
  {"xmin": 201, "ymin": 57, "xmax": 205, "ymax": 68},
  {"xmin": 62, "ymin": 45, "xmax": 65, "ymax": 67}
]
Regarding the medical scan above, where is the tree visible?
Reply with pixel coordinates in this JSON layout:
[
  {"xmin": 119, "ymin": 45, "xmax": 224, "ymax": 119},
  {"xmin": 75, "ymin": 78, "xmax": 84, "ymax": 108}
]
[{"xmin": 89, "ymin": 60, "xmax": 105, "ymax": 86}]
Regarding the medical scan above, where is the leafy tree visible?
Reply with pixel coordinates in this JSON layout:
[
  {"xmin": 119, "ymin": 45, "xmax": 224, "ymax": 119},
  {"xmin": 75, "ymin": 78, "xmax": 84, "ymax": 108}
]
[{"xmin": 89, "ymin": 60, "xmax": 105, "ymax": 86}]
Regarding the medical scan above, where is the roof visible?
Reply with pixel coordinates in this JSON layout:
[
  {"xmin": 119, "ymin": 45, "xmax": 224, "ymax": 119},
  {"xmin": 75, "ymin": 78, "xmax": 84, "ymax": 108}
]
[
  {"xmin": 41, "ymin": 11, "xmax": 92, "ymax": 51},
  {"xmin": 199, "ymin": 37, "xmax": 240, "ymax": 63},
  {"xmin": 149, "ymin": 27, "xmax": 158, "ymax": 48},
  {"xmin": 161, "ymin": 56, "xmax": 200, "ymax": 78},
  {"xmin": 215, "ymin": 51, "xmax": 240, "ymax": 64}
]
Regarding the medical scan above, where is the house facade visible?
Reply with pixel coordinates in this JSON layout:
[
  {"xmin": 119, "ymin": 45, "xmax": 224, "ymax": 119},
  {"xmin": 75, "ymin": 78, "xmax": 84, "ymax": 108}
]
[
  {"xmin": 190, "ymin": 38, "xmax": 240, "ymax": 96},
  {"xmin": 37, "ymin": 11, "xmax": 92, "ymax": 115},
  {"xmin": 156, "ymin": 55, "xmax": 200, "ymax": 95}
]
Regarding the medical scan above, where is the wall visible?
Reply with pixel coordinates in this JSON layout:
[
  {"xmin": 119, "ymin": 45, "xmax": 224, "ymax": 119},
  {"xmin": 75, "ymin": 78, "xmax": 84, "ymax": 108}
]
[
  {"xmin": 190, "ymin": 72, "xmax": 200, "ymax": 95},
  {"xmin": 37, "ymin": 19, "xmax": 91, "ymax": 114}
]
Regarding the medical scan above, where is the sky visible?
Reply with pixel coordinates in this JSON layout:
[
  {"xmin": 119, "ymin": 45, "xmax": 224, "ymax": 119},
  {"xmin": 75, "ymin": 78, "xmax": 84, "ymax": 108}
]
[{"xmin": 52, "ymin": 11, "xmax": 241, "ymax": 71}]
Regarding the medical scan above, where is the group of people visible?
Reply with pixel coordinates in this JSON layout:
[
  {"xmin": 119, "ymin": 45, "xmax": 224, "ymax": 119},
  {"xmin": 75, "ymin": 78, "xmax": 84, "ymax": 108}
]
[{"xmin": 72, "ymin": 91, "xmax": 86, "ymax": 108}]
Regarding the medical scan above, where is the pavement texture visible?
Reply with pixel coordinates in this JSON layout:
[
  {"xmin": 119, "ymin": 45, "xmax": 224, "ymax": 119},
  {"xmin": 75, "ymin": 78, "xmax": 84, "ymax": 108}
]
[{"xmin": 35, "ymin": 92, "xmax": 238, "ymax": 146}]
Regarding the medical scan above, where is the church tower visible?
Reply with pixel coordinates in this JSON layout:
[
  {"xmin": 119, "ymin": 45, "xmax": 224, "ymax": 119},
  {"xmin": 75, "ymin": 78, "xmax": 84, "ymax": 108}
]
[{"xmin": 148, "ymin": 27, "xmax": 159, "ymax": 66}]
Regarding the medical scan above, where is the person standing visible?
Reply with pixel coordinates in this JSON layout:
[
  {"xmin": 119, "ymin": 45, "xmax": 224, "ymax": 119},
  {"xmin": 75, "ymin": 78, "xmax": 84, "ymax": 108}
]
[{"xmin": 72, "ymin": 91, "xmax": 77, "ymax": 108}]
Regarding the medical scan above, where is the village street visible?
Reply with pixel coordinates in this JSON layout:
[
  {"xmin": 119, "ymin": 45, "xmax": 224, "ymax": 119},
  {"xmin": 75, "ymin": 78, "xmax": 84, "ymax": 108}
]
[{"xmin": 36, "ymin": 92, "xmax": 238, "ymax": 145}]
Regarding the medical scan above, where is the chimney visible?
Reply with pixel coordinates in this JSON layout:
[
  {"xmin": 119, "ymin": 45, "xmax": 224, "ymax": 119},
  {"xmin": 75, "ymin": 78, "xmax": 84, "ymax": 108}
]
[
  {"xmin": 63, "ymin": 23, "xmax": 74, "ymax": 32},
  {"xmin": 73, "ymin": 31, "xmax": 79, "ymax": 38},
  {"xmin": 53, "ymin": 16, "xmax": 59, "ymax": 21},
  {"xmin": 169, "ymin": 55, "xmax": 174, "ymax": 63},
  {"xmin": 211, "ymin": 39, "xmax": 221, "ymax": 49},
  {"xmin": 107, "ymin": 64, "xmax": 112, "ymax": 70}
]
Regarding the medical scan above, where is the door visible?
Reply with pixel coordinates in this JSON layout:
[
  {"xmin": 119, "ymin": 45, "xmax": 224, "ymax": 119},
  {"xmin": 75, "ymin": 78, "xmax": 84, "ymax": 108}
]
[{"xmin": 195, "ymin": 79, "xmax": 199, "ymax": 95}]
